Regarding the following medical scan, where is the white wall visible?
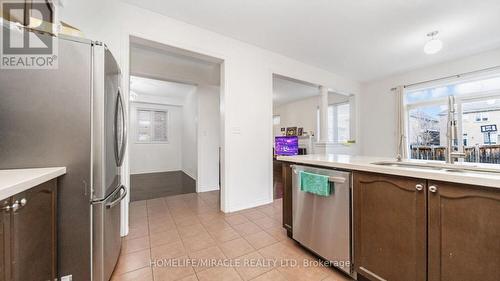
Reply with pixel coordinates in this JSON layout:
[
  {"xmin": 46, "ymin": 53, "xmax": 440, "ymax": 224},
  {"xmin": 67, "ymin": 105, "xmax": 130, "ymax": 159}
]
[
  {"xmin": 359, "ymin": 48, "xmax": 500, "ymax": 157},
  {"xmin": 273, "ymin": 97, "xmax": 318, "ymax": 138},
  {"xmin": 182, "ymin": 89, "xmax": 198, "ymax": 179},
  {"xmin": 130, "ymin": 44, "xmax": 220, "ymax": 86},
  {"xmin": 60, "ymin": 0, "xmax": 360, "ymax": 215},
  {"xmin": 273, "ymin": 93, "xmax": 351, "ymax": 137},
  {"xmin": 273, "ymin": 93, "xmax": 359, "ymax": 155},
  {"xmin": 197, "ymin": 85, "xmax": 221, "ymax": 192},
  {"xmin": 130, "ymin": 92, "xmax": 185, "ymax": 106},
  {"xmin": 129, "ymin": 102, "xmax": 183, "ymax": 174}
]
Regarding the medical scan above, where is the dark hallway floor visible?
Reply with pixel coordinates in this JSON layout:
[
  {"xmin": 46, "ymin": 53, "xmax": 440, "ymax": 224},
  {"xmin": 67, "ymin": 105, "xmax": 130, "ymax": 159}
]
[{"xmin": 131, "ymin": 171, "xmax": 196, "ymax": 201}]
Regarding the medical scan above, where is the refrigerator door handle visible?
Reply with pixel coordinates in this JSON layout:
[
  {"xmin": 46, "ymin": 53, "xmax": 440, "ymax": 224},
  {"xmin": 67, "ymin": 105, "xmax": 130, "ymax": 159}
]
[
  {"xmin": 105, "ymin": 186, "xmax": 126, "ymax": 209},
  {"xmin": 113, "ymin": 90, "xmax": 120, "ymax": 166},
  {"xmin": 114, "ymin": 89, "xmax": 127, "ymax": 166},
  {"xmin": 118, "ymin": 90, "xmax": 127, "ymax": 166}
]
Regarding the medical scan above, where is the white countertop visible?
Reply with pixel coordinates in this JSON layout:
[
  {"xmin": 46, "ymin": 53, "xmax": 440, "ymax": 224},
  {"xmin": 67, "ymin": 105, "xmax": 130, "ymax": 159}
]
[
  {"xmin": 0, "ymin": 167, "xmax": 66, "ymax": 200},
  {"xmin": 277, "ymin": 154, "xmax": 500, "ymax": 189}
]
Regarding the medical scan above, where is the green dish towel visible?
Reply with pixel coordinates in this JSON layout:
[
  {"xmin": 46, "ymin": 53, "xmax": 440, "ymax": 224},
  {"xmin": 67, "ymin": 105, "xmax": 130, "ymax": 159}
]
[{"xmin": 299, "ymin": 171, "xmax": 332, "ymax": 197}]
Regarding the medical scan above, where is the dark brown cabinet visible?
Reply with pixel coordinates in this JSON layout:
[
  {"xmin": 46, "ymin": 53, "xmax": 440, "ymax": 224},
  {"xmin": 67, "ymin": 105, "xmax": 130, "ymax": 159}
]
[
  {"xmin": 282, "ymin": 162, "xmax": 293, "ymax": 237},
  {"xmin": 427, "ymin": 181, "xmax": 500, "ymax": 281},
  {"xmin": 353, "ymin": 172, "xmax": 427, "ymax": 281},
  {"xmin": 0, "ymin": 179, "xmax": 57, "ymax": 281},
  {"xmin": 354, "ymin": 171, "xmax": 500, "ymax": 281},
  {"xmin": 0, "ymin": 199, "xmax": 9, "ymax": 281}
]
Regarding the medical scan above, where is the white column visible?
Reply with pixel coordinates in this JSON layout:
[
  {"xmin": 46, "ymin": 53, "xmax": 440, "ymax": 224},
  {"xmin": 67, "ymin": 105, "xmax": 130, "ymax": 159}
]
[{"xmin": 319, "ymin": 86, "xmax": 329, "ymax": 142}]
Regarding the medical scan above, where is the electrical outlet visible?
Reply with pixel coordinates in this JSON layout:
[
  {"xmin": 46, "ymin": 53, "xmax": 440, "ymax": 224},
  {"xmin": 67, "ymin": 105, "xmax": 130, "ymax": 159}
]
[{"xmin": 60, "ymin": 275, "xmax": 72, "ymax": 281}]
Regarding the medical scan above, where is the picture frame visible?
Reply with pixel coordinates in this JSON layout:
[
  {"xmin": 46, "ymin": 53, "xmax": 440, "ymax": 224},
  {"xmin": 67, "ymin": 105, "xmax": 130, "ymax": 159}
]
[{"xmin": 286, "ymin": 127, "xmax": 297, "ymax": 136}]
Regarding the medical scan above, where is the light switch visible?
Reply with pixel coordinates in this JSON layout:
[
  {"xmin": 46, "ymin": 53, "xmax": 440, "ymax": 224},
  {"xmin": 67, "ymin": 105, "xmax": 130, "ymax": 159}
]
[{"xmin": 231, "ymin": 127, "xmax": 241, "ymax": 134}]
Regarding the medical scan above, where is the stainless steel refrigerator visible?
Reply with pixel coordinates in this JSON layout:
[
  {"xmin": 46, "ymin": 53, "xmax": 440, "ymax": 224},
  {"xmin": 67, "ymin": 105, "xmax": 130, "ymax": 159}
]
[{"xmin": 0, "ymin": 31, "xmax": 127, "ymax": 281}]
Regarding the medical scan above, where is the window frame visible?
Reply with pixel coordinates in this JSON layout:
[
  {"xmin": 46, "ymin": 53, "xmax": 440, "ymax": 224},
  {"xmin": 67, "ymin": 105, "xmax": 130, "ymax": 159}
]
[
  {"xmin": 135, "ymin": 107, "xmax": 169, "ymax": 144},
  {"xmin": 316, "ymin": 101, "xmax": 351, "ymax": 143},
  {"xmin": 331, "ymin": 102, "xmax": 351, "ymax": 143}
]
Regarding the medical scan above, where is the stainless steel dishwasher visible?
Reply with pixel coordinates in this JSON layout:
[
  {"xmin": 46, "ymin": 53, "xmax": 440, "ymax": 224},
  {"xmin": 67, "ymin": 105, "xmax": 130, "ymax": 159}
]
[{"xmin": 291, "ymin": 165, "xmax": 353, "ymax": 277}]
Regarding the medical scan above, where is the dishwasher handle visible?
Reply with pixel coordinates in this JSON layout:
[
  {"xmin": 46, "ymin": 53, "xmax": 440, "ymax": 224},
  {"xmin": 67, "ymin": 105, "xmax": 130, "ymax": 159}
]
[{"xmin": 291, "ymin": 166, "xmax": 346, "ymax": 184}]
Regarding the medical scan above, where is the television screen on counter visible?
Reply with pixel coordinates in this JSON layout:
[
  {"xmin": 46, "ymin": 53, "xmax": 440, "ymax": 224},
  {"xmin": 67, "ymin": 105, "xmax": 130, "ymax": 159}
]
[{"xmin": 275, "ymin": 136, "xmax": 299, "ymax": 156}]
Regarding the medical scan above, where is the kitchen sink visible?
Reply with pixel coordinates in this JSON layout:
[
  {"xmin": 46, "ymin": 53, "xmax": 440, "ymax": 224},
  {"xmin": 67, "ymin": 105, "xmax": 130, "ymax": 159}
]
[
  {"xmin": 372, "ymin": 162, "xmax": 444, "ymax": 170},
  {"xmin": 372, "ymin": 161, "xmax": 500, "ymax": 175}
]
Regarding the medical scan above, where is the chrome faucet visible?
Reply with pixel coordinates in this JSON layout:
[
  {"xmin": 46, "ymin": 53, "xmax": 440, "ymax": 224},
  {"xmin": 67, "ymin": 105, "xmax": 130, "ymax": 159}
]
[{"xmin": 446, "ymin": 96, "xmax": 465, "ymax": 164}]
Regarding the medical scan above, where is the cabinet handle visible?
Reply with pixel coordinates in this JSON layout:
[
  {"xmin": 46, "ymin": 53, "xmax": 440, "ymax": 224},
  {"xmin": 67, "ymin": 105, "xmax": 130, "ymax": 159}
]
[
  {"xmin": 11, "ymin": 201, "xmax": 19, "ymax": 211},
  {"xmin": 19, "ymin": 198, "xmax": 27, "ymax": 207},
  {"xmin": 429, "ymin": 185, "xmax": 438, "ymax": 193},
  {"xmin": 415, "ymin": 184, "xmax": 424, "ymax": 191},
  {"xmin": 2, "ymin": 202, "xmax": 18, "ymax": 212},
  {"xmin": 5, "ymin": 198, "xmax": 28, "ymax": 212}
]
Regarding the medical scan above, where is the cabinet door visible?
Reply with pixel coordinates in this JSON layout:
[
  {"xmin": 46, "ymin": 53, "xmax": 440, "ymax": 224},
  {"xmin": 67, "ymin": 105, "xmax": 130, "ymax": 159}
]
[
  {"xmin": 282, "ymin": 162, "xmax": 293, "ymax": 237},
  {"xmin": 0, "ymin": 199, "xmax": 11, "ymax": 281},
  {"xmin": 11, "ymin": 180, "xmax": 57, "ymax": 281},
  {"xmin": 354, "ymin": 172, "xmax": 426, "ymax": 281},
  {"xmin": 428, "ymin": 181, "xmax": 500, "ymax": 281}
]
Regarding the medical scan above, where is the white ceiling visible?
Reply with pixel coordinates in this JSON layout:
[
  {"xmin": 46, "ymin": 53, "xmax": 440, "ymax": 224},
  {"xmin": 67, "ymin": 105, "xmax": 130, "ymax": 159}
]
[
  {"xmin": 130, "ymin": 76, "xmax": 196, "ymax": 99},
  {"xmin": 121, "ymin": 0, "xmax": 500, "ymax": 82}
]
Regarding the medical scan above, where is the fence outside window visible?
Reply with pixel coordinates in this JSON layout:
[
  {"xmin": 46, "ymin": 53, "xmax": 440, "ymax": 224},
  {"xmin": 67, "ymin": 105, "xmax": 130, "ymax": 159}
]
[{"xmin": 410, "ymin": 145, "xmax": 500, "ymax": 164}]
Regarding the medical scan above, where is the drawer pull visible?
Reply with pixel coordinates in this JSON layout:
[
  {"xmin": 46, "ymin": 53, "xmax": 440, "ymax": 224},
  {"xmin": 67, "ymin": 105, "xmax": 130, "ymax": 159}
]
[{"xmin": 429, "ymin": 185, "xmax": 438, "ymax": 193}]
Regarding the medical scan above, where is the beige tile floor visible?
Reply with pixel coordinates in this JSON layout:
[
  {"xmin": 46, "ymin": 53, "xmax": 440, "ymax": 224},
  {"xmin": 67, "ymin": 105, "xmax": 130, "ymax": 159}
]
[{"xmin": 111, "ymin": 191, "xmax": 352, "ymax": 281}]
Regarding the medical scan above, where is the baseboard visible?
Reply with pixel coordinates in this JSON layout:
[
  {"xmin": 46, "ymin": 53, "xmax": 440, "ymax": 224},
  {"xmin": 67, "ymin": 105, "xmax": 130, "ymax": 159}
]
[
  {"xmin": 197, "ymin": 186, "xmax": 220, "ymax": 193},
  {"xmin": 182, "ymin": 170, "xmax": 197, "ymax": 180},
  {"xmin": 130, "ymin": 169, "xmax": 181, "ymax": 175},
  {"xmin": 227, "ymin": 197, "xmax": 273, "ymax": 213}
]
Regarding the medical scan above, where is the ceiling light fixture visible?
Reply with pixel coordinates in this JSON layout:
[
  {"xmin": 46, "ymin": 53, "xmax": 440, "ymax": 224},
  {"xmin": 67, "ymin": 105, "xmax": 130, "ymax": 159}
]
[{"xmin": 424, "ymin": 31, "xmax": 443, "ymax": 55}]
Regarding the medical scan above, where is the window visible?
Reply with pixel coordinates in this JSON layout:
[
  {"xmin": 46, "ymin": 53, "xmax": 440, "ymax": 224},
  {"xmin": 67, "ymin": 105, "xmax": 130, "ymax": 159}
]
[
  {"xmin": 273, "ymin": 115, "xmax": 281, "ymax": 125},
  {"xmin": 404, "ymin": 75, "xmax": 500, "ymax": 163},
  {"xmin": 474, "ymin": 112, "xmax": 489, "ymax": 122},
  {"xmin": 336, "ymin": 103, "xmax": 351, "ymax": 142},
  {"xmin": 484, "ymin": 132, "xmax": 498, "ymax": 145},
  {"xmin": 316, "ymin": 103, "xmax": 351, "ymax": 142},
  {"xmin": 136, "ymin": 109, "xmax": 168, "ymax": 143}
]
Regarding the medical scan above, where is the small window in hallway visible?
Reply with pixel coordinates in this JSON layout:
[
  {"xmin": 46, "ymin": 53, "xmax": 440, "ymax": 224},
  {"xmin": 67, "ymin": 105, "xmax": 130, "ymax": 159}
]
[{"xmin": 136, "ymin": 108, "xmax": 168, "ymax": 143}]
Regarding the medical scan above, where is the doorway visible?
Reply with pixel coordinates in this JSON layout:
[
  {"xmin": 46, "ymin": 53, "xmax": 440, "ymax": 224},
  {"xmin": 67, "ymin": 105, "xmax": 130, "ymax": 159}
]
[
  {"xmin": 128, "ymin": 36, "xmax": 223, "ymax": 202},
  {"xmin": 272, "ymin": 75, "xmax": 321, "ymax": 199},
  {"xmin": 271, "ymin": 74, "xmax": 355, "ymax": 199}
]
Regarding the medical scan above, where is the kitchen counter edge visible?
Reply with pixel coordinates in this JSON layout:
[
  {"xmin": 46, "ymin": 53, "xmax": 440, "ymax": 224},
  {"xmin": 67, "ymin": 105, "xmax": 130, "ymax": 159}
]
[
  {"xmin": 277, "ymin": 155, "xmax": 500, "ymax": 189},
  {"xmin": 0, "ymin": 167, "xmax": 66, "ymax": 200}
]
